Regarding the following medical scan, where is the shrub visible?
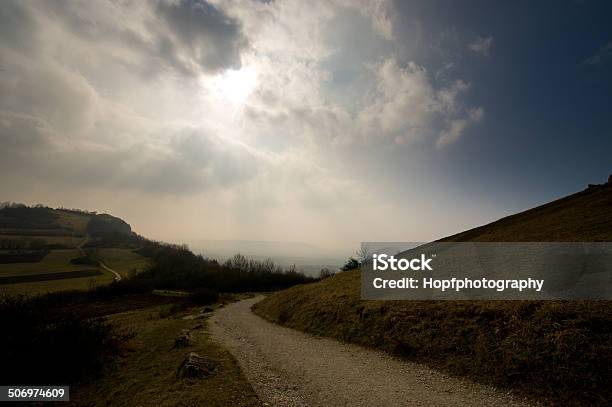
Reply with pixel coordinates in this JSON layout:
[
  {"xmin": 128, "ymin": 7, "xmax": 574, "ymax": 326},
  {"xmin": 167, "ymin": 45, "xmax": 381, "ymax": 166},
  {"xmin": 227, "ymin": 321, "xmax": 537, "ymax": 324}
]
[
  {"xmin": 0, "ymin": 296, "xmax": 133, "ymax": 385},
  {"xmin": 341, "ymin": 257, "xmax": 360, "ymax": 271},
  {"xmin": 190, "ymin": 288, "xmax": 219, "ymax": 305},
  {"xmin": 319, "ymin": 268, "xmax": 334, "ymax": 279}
]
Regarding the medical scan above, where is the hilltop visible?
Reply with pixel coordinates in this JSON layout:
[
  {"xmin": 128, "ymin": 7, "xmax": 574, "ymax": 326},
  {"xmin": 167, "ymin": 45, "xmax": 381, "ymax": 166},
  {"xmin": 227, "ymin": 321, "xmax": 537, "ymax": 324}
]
[
  {"xmin": 0, "ymin": 204, "xmax": 147, "ymax": 296},
  {"xmin": 0, "ymin": 204, "xmax": 134, "ymax": 247},
  {"xmin": 254, "ymin": 179, "xmax": 612, "ymax": 405}
]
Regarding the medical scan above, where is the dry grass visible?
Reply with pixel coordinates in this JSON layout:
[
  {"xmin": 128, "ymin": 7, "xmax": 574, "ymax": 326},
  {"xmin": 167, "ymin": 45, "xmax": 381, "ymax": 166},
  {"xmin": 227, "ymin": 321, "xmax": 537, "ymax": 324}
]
[
  {"xmin": 441, "ymin": 184, "xmax": 612, "ymax": 242},
  {"xmin": 70, "ymin": 303, "xmax": 261, "ymax": 407}
]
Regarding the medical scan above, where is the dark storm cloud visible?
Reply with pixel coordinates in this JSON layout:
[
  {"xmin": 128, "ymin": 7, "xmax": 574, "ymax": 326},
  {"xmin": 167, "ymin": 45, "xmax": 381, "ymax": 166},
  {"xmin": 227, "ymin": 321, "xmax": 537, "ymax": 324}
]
[
  {"xmin": 21, "ymin": 0, "xmax": 248, "ymax": 77},
  {"xmin": 156, "ymin": 0, "xmax": 249, "ymax": 74},
  {"xmin": 0, "ymin": 1, "xmax": 37, "ymax": 52}
]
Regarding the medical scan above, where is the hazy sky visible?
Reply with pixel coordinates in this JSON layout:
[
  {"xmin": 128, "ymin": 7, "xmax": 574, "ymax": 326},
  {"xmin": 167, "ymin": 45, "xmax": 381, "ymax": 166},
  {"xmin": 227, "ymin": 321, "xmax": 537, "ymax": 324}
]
[{"xmin": 1, "ymin": 0, "xmax": 611, "ymax": 253}]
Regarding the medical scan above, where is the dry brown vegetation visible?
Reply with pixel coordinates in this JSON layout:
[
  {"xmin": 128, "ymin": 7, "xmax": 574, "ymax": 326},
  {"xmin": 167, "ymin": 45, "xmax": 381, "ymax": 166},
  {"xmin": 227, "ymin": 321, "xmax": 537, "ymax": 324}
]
[{"xmin": 254, "ymin": 183, "xmax": 612, "ymax": 405}]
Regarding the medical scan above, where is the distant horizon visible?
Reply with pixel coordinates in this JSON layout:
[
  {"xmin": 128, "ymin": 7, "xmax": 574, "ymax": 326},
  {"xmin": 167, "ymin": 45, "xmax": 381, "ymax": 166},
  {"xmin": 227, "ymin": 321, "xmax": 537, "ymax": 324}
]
[{"xmin": 3, "ymin": 174, "xmax": 609, "ymax": 254}]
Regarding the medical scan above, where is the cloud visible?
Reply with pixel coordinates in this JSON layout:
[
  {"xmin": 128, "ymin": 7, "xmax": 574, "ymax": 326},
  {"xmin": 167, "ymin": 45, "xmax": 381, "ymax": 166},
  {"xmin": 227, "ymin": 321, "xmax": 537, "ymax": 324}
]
[
  {"xmin": 24, "ymin": 0, "xmax": 249, "ymax": 78},
  {"xmin": 358, "ymin": 58, "xmax": 482, "ymax": 147},
  {"xmin": 0, "ymin": 116, "xmax": 265, "ymax": 196},
  {"xmin": 468, "ymin": 36, "xmax": 494, "ymax": 55},
  {"xmin": 0, "ymin": 64, "xmax": 99, "ymax": 137},
  {"xmin": 584, "ymin": 41, "xmax": 612, "ymax": 65},
  {"xmin": 435, "ymin": 107, "xmax": 483, "ymax": 149},
  {"xmin": 334, "ymin": 0, "xmax": 395, "ymax": 40},
  {"xmin": 0, "ymin": 0, "xmax": 491, "ymax": 248},
  {"xmin": 155, "ymin": 0, "xmax": 249, "ymax": 74}
]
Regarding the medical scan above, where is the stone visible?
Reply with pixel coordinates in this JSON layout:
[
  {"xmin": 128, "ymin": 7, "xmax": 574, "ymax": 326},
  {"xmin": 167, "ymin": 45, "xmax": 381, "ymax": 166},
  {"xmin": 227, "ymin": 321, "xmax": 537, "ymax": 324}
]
[
  {"xmin": 177, "ymin": 352, "xmax": 218, "ymax": 378},
  {"xmin": 174, "ymin": 329, "xmax": 193, "ymax": 348},
  {"xmin": 201, "ymin": 306, "xmax": 214, "ymax": 313}
]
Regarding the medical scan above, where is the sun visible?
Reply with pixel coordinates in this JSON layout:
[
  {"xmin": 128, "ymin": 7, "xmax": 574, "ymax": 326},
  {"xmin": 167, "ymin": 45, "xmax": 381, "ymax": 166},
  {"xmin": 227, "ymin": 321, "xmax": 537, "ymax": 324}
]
[{"xmin": 209, "ymin": 66, "xmax": 258, "ymax": 104}]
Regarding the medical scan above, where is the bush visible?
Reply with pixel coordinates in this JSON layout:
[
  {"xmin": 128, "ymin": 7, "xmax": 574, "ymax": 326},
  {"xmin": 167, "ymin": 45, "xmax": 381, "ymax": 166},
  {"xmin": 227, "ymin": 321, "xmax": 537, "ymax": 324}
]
[
  {"xmin": 341, "ymin": 257, "xmax": 359, "ymax": 271},
  {"xmin": 131, "ymin": 243, "xmax": 315, "ymax": 293},
  {"xmin": 190, "ymin": 288, "xmax": 219, "ymax": 305},
  {"xmin": 0, "ymin": 296, "xmax": 133, "ymax": 385}
]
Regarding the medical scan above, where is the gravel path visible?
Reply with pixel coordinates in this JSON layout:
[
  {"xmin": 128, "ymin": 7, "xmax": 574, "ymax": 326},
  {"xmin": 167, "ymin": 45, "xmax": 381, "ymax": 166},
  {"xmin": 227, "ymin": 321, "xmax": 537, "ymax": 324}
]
[{"xmin": 209, "ymin": 296, "xmax": 534, "ymax": 407}]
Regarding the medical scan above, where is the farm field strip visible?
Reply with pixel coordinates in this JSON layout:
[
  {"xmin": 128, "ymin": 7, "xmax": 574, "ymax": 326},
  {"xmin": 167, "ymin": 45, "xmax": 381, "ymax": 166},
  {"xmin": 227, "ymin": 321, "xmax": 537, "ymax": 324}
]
[
  {"xmin": 0, "ymin": 249, "xmax": 97, "ymax": 278},
  {"xmin": 0, "ymin": 269, "xmax": 103, "ymax": 285}
]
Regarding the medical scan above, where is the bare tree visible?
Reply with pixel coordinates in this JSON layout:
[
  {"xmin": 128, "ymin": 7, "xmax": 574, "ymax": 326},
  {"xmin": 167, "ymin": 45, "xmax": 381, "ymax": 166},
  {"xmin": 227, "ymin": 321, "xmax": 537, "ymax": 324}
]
[{"xmin": 355, "ymin": 246, "xmax": 371, "ymax": 264}]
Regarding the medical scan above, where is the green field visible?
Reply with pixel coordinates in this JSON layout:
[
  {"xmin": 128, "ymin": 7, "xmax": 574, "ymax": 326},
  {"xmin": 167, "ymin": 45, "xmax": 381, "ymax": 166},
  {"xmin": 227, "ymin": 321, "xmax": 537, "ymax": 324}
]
[
  {"xmin": 92, "ymin": 248, "xmax": 150, "ymax": 278},
  {"xmin": 0, "ymin": 249, "xmax": 114, "ymax": 297}
]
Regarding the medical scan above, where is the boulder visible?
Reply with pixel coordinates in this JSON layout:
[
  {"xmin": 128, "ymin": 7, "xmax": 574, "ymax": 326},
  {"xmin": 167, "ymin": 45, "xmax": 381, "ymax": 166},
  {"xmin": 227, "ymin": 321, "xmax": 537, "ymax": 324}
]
[
  {"xmin": 201, "ymin": 306, "xmax": 214, "ymax": 313},
  {"xmin": 177, "ymin": 352, "xmax": 218, "ymax": 378},
  {"xmin": 173, "ymin": 329, "xmax": 193, "ymax": 348}
]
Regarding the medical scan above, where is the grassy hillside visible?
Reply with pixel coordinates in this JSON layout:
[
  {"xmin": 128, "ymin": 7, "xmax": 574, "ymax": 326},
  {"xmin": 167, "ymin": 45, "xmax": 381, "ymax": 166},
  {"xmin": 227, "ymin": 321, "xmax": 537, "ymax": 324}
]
[
  {"xmin": 92, "ymin": 248, "xmax": 150, "ymax": 279},
  {"xmin": 0, "ymin": 205, "xmax": 134, "ymax": 248},
  {"xmin": 254, "ymin": 182, "xmax": 612, "ymax": 405},
  {"xmin": 440, "ymin": 183, "xmax": 612, "ymax": 242},
  {"xmin": 0, "ymin": 205, "xmax": 143, "ymax": 296}
]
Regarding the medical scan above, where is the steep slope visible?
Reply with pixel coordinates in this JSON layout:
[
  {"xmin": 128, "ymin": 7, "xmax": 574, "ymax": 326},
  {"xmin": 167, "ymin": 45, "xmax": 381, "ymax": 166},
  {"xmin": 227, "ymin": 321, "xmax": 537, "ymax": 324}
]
[
  {"xmin": 441, "ymin": 182, "xmax": 612, "ymax": 242},
  {"xmin": 254, "ymin": 181, "xmax": 612, "ymax": 405}
]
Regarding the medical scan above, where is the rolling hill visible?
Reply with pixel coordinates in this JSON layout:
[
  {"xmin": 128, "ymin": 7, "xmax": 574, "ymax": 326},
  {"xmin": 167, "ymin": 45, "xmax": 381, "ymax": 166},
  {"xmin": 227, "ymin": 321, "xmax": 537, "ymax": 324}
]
[
  {"xmin": 0, "ymin": 204, "xmax": 133, "ymax": 246},
  {"xmin": 254, "ymin": 179, "xmax": 612, "ymax": 405},
  {"xmin": 0, "ymin": 204, "xmax": 147, "ymax": 296}
]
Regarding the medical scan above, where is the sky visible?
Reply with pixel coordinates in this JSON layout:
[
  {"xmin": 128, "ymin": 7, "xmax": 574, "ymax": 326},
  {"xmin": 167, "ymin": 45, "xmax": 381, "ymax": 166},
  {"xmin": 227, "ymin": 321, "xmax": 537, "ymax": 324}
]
[{"xmin": 1, "ymin": 0, "xmax": 611, "ymax": 254}]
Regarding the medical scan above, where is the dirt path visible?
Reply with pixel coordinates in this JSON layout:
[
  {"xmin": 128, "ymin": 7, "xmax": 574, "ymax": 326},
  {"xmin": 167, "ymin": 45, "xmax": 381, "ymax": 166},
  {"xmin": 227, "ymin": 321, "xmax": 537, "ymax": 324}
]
[
  {"xmin": 76, "ymin": 236, "xmax": 122, "ymax": 282},
  {"xmin": 209, "ymin": 297, "xmax": 534, "ymax": 407},
  {"xmin": 98, "ymin": 260, "xmax": 122, "ymax": 282}
]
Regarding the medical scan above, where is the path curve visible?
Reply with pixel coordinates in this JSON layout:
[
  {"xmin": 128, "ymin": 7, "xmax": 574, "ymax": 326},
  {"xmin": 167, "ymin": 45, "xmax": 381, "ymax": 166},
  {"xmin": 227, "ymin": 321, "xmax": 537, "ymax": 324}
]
[
  {"xmin": 209, "ymin": 296, "xmax": 534, "ymax": 407},
  {"xmin": 76, "ymin": 237, "xmax": 122, "ymax": 282},
  {"xmin": 98, "ymin": 260, "xmax": 122, "ymax": 282}
]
